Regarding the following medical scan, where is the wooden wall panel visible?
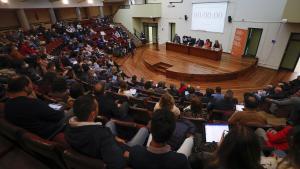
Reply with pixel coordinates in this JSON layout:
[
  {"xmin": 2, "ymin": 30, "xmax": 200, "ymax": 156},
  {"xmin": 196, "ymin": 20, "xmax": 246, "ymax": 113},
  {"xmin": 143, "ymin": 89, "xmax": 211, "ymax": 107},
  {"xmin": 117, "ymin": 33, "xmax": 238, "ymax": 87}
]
[
  {"xmin": 56, "ymin": 8, "xmax": 77, "ymax": 21},
  {"xmin": 87, "ymin": 7, "xmax": 100, "ymax": 18},
  {"xmin": 0, "ymin": 9, "xmax": 20, "ymax": 29},
  {"xmin": 25, "ymin": 9, "xmax": 51, "ymax": 25}
]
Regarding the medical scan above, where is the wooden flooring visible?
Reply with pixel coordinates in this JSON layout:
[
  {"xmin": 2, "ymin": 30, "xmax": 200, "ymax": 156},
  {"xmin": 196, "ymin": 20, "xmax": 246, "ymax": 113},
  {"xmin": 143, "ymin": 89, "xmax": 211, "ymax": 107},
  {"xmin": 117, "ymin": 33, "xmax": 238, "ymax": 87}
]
[
  {"xmin": 143, "ymin": 44, "xmax": 257, "ymax": 81},
  {"xmin": 113, "ymin": 45, "xmax": 299, "ymax": 101}
]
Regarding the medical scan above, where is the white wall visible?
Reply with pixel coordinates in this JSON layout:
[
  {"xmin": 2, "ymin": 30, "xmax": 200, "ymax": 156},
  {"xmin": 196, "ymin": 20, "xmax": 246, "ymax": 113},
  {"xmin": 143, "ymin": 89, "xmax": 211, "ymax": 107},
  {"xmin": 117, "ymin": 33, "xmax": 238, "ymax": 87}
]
[
  {"xmin": 115, "ymin": 0, "xmax": 300, "ymax": 70},
  {"xmin": 0, "ymin": 0, "xmax": 103, "ymax": 9}
]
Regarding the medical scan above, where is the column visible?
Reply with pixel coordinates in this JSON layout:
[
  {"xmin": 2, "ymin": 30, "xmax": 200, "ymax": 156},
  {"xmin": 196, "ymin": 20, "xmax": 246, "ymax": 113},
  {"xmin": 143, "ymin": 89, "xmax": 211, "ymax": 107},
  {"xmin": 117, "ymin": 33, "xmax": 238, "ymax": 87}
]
[
  {"xmin": 99, "ymin": 6, "xmax": 104, "ymax": 18},
  {"xmin": 75, "ymin": 7, "xmax": 82, "ymax": 21},
  {"xmin": 49, "ymin": 8, "xmax": 57, "ymax": 24},
  {"xmin": 16, "ymin": 9, "xmax": 30, "ymax": 31}
]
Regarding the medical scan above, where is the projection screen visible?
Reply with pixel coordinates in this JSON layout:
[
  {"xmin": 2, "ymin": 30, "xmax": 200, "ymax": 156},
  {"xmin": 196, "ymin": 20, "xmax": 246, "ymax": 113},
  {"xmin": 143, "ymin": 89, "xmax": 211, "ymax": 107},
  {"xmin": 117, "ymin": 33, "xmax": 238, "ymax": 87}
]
[{"xmin": 191, "ymin": 2, "xmax": 228, "ymax": 33}]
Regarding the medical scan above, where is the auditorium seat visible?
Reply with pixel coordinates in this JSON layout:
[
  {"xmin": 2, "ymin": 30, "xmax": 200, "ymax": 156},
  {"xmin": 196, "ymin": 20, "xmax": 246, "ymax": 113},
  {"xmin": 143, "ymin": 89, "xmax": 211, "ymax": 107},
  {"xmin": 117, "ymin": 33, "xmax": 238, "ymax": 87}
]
[
  {"xmin": 0, "ymin": 135, "xmax": 15, "ymax": 158},
  {"xmin": 209, "ymin": 109, "xmax": 234, "ymax": 121},
  {"xmin": 128, "ymin": 106, "xmax": 151, "ymax": 125},
  {"xmin": 112, "ymin": 92, "xmax": 130, "ymax": 103},
  {"xmin": 21, "ymin": 132, "xmax": 66, "ymax": 169},
  {"xmin": 63, "ymin": 149, "xmax": 106, "ymax": 169},
  {"xmin": 0, "ymin": 118, "xmax": 26, "ymax": 143},
  {"xmin": 113, "ymin": 119, "xmax": 146, "ymax": 141}
]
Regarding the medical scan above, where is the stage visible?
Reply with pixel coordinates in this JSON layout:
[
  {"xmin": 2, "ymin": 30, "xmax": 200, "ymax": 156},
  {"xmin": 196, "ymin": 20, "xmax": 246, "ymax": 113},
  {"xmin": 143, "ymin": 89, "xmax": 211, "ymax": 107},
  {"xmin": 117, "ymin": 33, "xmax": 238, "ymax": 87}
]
[
  {"xmin": 143, "ymin": 44, "xmax": 257, "ymax": 82},
  {"xmin": 113, "ymin": 44, "xmax": 297, "ymax": 101}
]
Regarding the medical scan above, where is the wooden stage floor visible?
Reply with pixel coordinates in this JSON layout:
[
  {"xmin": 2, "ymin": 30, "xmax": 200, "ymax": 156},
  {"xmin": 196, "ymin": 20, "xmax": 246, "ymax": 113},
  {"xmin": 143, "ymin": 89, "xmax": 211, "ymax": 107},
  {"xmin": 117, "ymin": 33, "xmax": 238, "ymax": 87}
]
[
  {"xmin": 113, "ymin": 44, "xmax": 299, "ymax": 100},
  {"xmin": 143, "ymin": 44, "xmax": 257, "ymax": 81}
]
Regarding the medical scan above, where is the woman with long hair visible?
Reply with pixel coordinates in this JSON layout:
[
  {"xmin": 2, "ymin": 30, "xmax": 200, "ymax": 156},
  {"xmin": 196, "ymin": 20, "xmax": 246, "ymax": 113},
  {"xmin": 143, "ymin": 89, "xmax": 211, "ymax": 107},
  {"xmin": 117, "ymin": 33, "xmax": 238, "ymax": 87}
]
[
  {"xmin": 154, "ymin": 92, "xmax": 181, "ymax": 117},
  {"xmin": 207, "ymin": 125, "xmax": 264, "ymax": 169}
]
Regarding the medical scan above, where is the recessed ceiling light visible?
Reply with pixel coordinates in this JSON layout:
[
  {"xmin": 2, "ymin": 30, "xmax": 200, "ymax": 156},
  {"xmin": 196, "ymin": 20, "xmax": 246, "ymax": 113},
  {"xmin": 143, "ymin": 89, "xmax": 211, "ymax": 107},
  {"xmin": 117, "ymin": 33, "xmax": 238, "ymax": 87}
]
[
  {"xmin": 62, "ymin": 0, "xmax": 69, "ymax": 4},
  {"xmin": 87, "ymin": 0, "xmax": 94, "ymax": 4},
  {"xmin": 1, "ymin": 0, "xmax": 8, "ymax": 3}
]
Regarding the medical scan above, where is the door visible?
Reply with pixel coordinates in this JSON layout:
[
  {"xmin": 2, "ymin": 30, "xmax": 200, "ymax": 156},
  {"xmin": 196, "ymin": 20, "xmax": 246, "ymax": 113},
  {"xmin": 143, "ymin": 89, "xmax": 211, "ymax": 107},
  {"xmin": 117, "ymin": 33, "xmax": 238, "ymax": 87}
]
[
  {"xmin": 170, "ymin": 23, "xmax": 176, "ymax": 42},
  {"xmin": 244, "ymin": 28, "xmax": 263, "ymax": 57},
  {"xmin": 280, "ymin": 33, "xmax": 300, "ymax": 71},
  {"xmin": 152, "ymin": 25, "xmax": 158, "ymax": 44},
  {"xmin": 143, "ymin": 23, "xmax": 158, "ymax": 44}
]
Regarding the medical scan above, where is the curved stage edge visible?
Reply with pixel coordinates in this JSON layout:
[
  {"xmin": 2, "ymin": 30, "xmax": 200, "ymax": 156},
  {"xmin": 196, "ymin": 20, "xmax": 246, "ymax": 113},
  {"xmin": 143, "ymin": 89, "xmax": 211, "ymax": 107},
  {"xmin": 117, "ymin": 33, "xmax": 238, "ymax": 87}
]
[{"xmin": 142, "ymin": 44, "xmax": 258, "ymax": 82}]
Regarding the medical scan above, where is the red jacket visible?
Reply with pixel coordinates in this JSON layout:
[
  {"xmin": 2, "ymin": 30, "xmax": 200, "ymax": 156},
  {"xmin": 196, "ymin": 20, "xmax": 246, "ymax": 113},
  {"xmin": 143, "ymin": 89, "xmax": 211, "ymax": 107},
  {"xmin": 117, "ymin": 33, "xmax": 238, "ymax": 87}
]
[{"xmin": 266, "ymin": 125, "xmax": 293, "ymax": 151}]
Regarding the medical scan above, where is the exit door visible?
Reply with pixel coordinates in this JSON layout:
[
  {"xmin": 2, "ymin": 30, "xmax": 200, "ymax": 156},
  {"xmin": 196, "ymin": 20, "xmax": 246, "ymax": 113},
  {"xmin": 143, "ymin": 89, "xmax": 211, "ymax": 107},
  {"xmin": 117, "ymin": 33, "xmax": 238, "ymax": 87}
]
[
  {"xmin": 244, "ymin": 28, "xmax": 263, "ymax": 57},
  {"xmin": 280, "ymin": 33, "xmax": 300, "ymax": 71}
]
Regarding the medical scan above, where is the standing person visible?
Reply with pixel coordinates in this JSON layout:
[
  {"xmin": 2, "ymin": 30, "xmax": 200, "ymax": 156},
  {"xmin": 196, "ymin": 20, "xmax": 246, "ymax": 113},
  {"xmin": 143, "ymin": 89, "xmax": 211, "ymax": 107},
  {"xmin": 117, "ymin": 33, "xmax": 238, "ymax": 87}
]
[{"xmin": 128, "ymin": 39, "xmax": 136, "ymax": 57}]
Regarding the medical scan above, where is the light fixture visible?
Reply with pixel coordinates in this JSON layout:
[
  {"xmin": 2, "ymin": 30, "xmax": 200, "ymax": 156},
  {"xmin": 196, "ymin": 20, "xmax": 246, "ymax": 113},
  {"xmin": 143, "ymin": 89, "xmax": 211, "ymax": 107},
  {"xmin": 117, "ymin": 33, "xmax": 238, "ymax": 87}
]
[
  {"xmin": 1, "ymin": 0, "xmax": 8, "ymax": 3},
  {"xmin": 87, "ymin": 0, "xmax": 94, "ymax": 4},
  {"xmin": 62, "ymin": 0, "xmax": 69, "ymax": 4}
]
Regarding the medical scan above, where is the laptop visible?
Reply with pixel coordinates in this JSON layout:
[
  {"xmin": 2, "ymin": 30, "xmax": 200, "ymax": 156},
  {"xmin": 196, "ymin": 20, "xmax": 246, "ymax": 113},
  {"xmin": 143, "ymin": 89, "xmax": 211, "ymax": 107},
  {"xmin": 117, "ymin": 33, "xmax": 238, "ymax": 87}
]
[{"xmin": 204, "ymin": 123, "xmax": 229, "ymax": 143}]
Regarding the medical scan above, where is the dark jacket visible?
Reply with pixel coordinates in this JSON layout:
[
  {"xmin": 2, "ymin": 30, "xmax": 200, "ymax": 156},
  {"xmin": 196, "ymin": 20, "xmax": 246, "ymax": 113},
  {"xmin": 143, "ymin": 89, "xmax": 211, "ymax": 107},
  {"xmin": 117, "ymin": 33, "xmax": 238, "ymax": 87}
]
[
  {"xmin": 129, "ymin": 145, "xmax": 191, "ymax": 169},
  {"xmin": 65, "ymin": 122, "xmax": 126, "ymax": 169},
  {"xmin": 4, "ymin": 96, "xmax": 65, "ymax": 139}
]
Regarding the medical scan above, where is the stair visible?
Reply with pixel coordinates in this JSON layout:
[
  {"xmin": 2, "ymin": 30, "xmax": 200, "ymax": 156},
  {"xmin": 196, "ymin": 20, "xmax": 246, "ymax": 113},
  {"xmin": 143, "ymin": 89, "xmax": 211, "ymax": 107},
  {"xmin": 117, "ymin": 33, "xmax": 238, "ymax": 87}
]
[
  {"xmin": 115, "ymin": 23, "xmax": 143, "ymax": 47},
  {"xmin": 153, "ymin": 62, "xmax": 172, "ymax": 73}
]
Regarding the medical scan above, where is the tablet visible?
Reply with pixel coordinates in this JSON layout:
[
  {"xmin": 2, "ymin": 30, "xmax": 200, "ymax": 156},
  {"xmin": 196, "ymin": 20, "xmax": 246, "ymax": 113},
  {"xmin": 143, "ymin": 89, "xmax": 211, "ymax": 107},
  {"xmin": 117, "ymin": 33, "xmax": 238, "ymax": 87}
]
[
  {"xmin": 205, "ymin": 124, "xmax": 229, "ymax": 143},
  {"xmin": 130, "ymin": 89, "xmax": 137, "ymax": 95},
  {"xmin": 236, "ymin": 104, "xmax": 245, "ymax": 111},
  {"xmin": 49, "ymin": 104, "xmax": 63, "ymax": 111}
]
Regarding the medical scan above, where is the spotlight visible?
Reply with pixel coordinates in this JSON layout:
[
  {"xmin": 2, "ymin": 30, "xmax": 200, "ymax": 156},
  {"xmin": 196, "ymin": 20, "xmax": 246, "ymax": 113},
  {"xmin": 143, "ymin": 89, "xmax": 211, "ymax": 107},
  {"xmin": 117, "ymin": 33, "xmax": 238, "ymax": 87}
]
[
  {"xmin": 87, "ymin": 0, "xmax": 94, "ymax": 4},
  {"xmin": 1, "ymin": 0, "xmax": 8, "ymax": 3},
  {"xmin": 62, "ymin": 0, "xmax": 69, "ymax": 4}
]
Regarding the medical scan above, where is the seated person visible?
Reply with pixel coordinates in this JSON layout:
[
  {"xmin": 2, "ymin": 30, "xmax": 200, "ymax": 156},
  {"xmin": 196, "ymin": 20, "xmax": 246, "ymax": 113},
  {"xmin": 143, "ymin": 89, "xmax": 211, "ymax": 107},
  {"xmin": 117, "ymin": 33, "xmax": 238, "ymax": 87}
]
[
  {"xmin": 65, "ymin": 95, "xmax": 149, "ymax": 169},
  {"xmin": 5, "ymin": 76, "xmax": 65, "ymax": 139},
  {"xmin": 154, "ymin": 81, "xmax": 167, "ymax": 94},
  {"xmin": 255, "ymin": 125, "xmax": 294, "ymax": 151},
  {"xmin": 49, "ymin": 77, "xmax": 69, "ymax": 103},
  {"xmin": 118, "ymin": 80, "xmax": 134, "ymax": 97},
  {"xmin": 211, "ymin": 86, "xmax": 224, "ymax": 102},
  {"xmin": 212, "ymin": 40, "xmax": 222, "ymax": 50},
  {"xmin": 94, "ymin": 82, "xmax": 129, "ymax": 120},
  {"xmin": 267, "ymin": 89, "xmax": 300, "ymax": 123},
  {"xmin": 172, "ymin": 34, "xmax": 181, "ymax": 44},
  {"xmin": 168, "ymin": 84, "xmax": 179, "ymax": 97},
  {"xmin": 206, "ymin": 125, "xmax": 264, "ymax": 169},
  {"xmin": 228, "ymin": 93, "xmax": 267, "ymax": 125},
  {"xmin": 196, "ymin": 38, "xmax": 204, "ymax": 47},
  {"xmin": 189, "ymin": 96, "xmax": 203, "ymax": 117},
  {"xmin": 146, "ymin": 109, "xmax": 195, "ymax": 157},
  {"xmin": 210, "ymin": 90, "xmax": 236, "ymax": 111},
  {"xmin": 204, "ymin": 39, "xmax": 212, "ymax": 49},
  {"xmin": 275, "ymin": 125, "xmax": 300, "ymax": 169},
  {"xmin": 128, "ymin": 75, "xmax": 138, "ymax": 87},
  {"xmin": 182, "ymin": 36, "xmax": 189, "ymax": 45},
  {"xmin": 154, "ymin": 93, "xmax": 181, "ymax": 117},
  {"xmin": 126, "ymin": 109, "xmax": 192, "ymax": 169},
  {"xmin": 202, "ymin": 88, "xmax": 214, "ymax": 104}
]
